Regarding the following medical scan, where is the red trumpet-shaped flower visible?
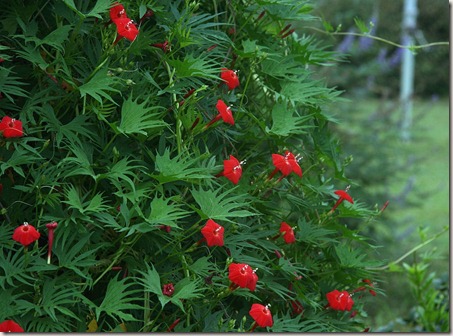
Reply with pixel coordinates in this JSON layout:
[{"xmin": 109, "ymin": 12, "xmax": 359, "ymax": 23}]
[
  {"xmin": 249, "ymin": 303, "xmax": 273, "ymax": 328},
  {"xmin": 114, "ymin": 18, "xmax": 139, "ymax": 43},
  {"xmin": 228, "ymin": 263, "xmax": 258, "ymax": 291},
  {"xmin": 151, "ymin": 40, "xmax": 170, "ymax": 53},
  {"xmin": 220, "ymin": 68, "xmax": 240, "ymax": 90},
  {"xmin": 330, "ymin": 186, "xmax": 354, "ymax": 213},
  {"xmin": 205, "ymin": 100, "xmax": 235, "ymax": 128},
  {"xmin": 268, "ymin": 150, "xmax": 302, "ymax": 181},
  {"xmin": 46, "ymin": 221, "xmax": 58, "ymax": 264},
  {"xmin": 12, "ymin": 222, "xmax": 40, "ymax": 247},
  {"xmin": 279, "ymin": 222, "xmax": 296, "ymax": 244},
  {"xmin": 201, "ymin": 219, "xmax": 224, "ymax": 247},
  {"xmin": 216, "ymin": 155, "xmax": 243, "ymax": 184},
  {"xmin": 0, "ymin": 116, "xmax": 23, "ymax": 138},
  {"xmin": 110, "ymin": 2, "xmax": 128, "ymax": 23},
  {"xmin": 0, "ymin": 320, "xmax": 24, "ymax": 332},
  {"xmin": 326, "ymin": 289, "xmax": 354, "ymax": 311}
]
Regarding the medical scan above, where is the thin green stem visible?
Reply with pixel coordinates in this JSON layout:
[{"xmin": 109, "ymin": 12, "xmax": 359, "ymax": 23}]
[
  {"xmin": 366, "ymin": 226, "xmax": 448, "ymax": 271},
  {"xmin": 306, "ymin": 27, "xmax": 449, "ymax": 50}
]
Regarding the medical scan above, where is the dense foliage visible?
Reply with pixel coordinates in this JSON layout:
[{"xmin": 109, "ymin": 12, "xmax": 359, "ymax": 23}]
[{"xmin": 0, "ymin": 0, "xmax": 387, "ymax": 332}]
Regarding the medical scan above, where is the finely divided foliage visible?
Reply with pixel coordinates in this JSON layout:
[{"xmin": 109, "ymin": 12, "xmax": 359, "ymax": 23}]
[{"xmin": 0, "ymin": 0, "xmax": 385, "ymax": 332}]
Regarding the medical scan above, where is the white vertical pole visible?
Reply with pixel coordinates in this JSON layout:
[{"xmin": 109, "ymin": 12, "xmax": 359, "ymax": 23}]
[{"xmin": 400, "ymin": 0, "xmax": 418, "ymax": 142}]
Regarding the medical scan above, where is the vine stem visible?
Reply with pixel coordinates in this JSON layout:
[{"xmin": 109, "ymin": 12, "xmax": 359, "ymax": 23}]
[
  {"xmin": 305, "ymin": 27, "xmax": 449, "ymax": 50},
  {"xmin": 366, "ymin": 226, "xmax": 448, "ymax": 271}
]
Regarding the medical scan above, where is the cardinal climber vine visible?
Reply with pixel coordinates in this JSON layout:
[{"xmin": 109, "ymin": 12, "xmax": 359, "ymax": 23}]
[{"xmin": 0, "ymin": 0, "xmax": 391, "ymax": 332}]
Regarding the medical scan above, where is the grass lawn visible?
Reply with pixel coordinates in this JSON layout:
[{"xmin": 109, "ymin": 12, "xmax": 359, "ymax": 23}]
[{"xmin": 329, "ymin": 97, "xmax": 449, "ymax": 331}]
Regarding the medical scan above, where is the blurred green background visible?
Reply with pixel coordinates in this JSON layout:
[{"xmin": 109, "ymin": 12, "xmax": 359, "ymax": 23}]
[{"xmin": 309, "ymin": 0, "xmax": 449, "ymax": 331}]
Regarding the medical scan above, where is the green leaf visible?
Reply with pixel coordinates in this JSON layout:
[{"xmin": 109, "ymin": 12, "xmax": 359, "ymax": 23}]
[
  {"xmin": 39, "ymin": 25, "xmax": 73, "ymax": 52},
  {"xmin": 0, "ymin": 249, "xmax": 35, "ymax": 289},
  {"xmin": 297, "ymin": 219, "xmax": 336, "ymax": 245},
  {"xmin": 53, "ymin": 230, "xmax": 101, "ymax": 280},
  {"xmin": 0, "ymin": 67, "xmax": 29, "ymax": 102},
  {"xmin": 62, "ymin": 186, "xmax": 109, "ymax": 215},
  {"xmin": 86, "ymin": 0, "xmax": 112, "ymax": 19},
  {"xmin": 100, "ymin": 156, "xmax": 144, "ymax": 193},
  {"xmin": 62, "ymin": 0, "xmax": 84, "ymax": 18},
  {"xmin": 38, "ymin": 279, "xmax": 82, "ymax": 322},
  {"xmin": 152, "ymin": 148, "xmax": 215, "ymax": 183},
  {"xmin": 167, "ymin": 54, "xmax": 219, "ymax": 80},
  {"xmin": 96, "ymin": 276, "xmax": 142, "ymax": 322},
  {"xmin": 354, "ymin": 17, "xmax": 370, "ymax": 34},
  {"xmin": 132, "ymin": 195, "xmax": 190, "ymax": 233},
  {"xmin": 1, "ymin": 144, "xmax": 43, "ymax": 178},
  {"xmin": 266, "ymin": 100, "xmax": 313, "ymax": 136},
  {"xmin": 79, "ymin": 65, "xmax": 120, "ymax": 104},
  {"xmin": 115, "ymin": 96, "xmax": 168, "ymax": 137},
  {"xmin": 191, "ymin": 186, "xmax": 256, "ymax": 222}
]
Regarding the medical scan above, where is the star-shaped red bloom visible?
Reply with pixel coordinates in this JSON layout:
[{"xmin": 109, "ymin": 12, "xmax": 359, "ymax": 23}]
[
  {"xmin": 216, "ymin": 99, "xmax": 234, "ymax": 125},
  {"xmin": 115, "ymin": 18, "xmax": 139, "ymax": 42},
  {"xmin": 0, "ymin": 320, "xmax": 24, "ymax": 332},
  {"xmin": 12, "ymin": 222, "xmax": 40, "ymax": 247},
  {"xmin": 284, "ymin": 150, "xmax": 302, "ymax": 177},
  {"xmin": 0, "ymin": 116, "xmax": 23, "ymax": 138},
  {"xmin": 228, "ymin": 263, "xmax": 258, "ymax": 290},
  {"xmin": 201, "ymin": 219, "xmax": 224, "ymax": 247},
  {"xmin": 220, "ymin": 68, "xmax": 240, "ymax": 90},
  {"xmin": 269, "ymin": 150, "xmax": 302, "ymax": 180},
  {"xmin": 279, "ymin": 222, "xmax": 296, "ymax": 244},
  {"xmin": 110, "ymin": 2, "xmax": 128, "ymax": 23},
  {"xmin": 218, "ymin": 155, "xmax": 242, "ymax": 184},
  {"xmin": 326, "ymin": 289, "xmax": 354, "ymax": 311},
  {"xmin": 249, "ymin": 303, "xmax": 273, "ymax": 328}
]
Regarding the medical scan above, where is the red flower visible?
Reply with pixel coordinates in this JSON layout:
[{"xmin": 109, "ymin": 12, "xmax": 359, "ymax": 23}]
[
  {"xmin": 114, "ymin": 18, "xmax": 139, "ymax": 42},
  {"xmin": 290, "ymin": 300, "xmax": 304, "ymax": 315},
  {"xmin": 285, "ymin": 151, "xmax": 302, "ymax": 177},
  {"xmin": 0, "ymin": 116, "xmax": 23, "ymax": 138},
  {"xmin": 249, "ymin": 303, "xmax": 273, "ymax": 328},
  {"xmin": 205, "ymin": 100, "xmax": 234, "ymax": 128},
  {"xmin": 216, "ymin": 155, "xmax": 243, "ymax": 184},
  {"xmin": 12, "ymin": 222, "xmax": 40, "ymax": 247},
  {"xmin": 268, "ymin": 150, "xmax": 302, "ymax": 180},
  {"xmin": 201, "ymin": 219, "xmax": 224, "ymax": 247},
  {"xmin": 228, "ymin": 263, "xmax": 258, "ymax": 290},
  {"xmin": 220, "ymin": 68, "xmax": 240, "ymax": 90},
  {"xmin": 151, "ymin": 40, "xmax": 170, "ymax": 53},
  {"xmin": 45, "ymin": 221, "xmax": 58, "ymax": 264},
  {"xmin": 279, "ymin": 222, "xmax": 296, "ymax": 244},
  {"xmin": 247, "ymin": 269, "xmax": 258, "ymax": 291},
  {"xmin": 330, "ymin": 186, "xmax": 354, "ymax": 213},
  {"xmin": 0, "ymin": 320, "xmax": 24, "ymax": 332},
  {"xmin": 162, "ymin": 283, "xmax": 175, "ymax": 296},
  {"xmin": 110, "ymin": 2, "xmax": 128, "ymax": 23},
  {"xmin": 326, "ymin": 290, "xmax": 354, "ymax": 311}
]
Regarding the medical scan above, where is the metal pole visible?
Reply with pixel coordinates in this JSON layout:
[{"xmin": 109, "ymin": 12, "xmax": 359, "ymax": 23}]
[{"xmin": 400, "ymin": 0, "xmax": 417, "ymax": 142}]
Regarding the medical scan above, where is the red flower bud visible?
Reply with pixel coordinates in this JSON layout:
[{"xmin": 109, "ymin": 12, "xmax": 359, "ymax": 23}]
[
  {"xmin": 162, "ymin": 283, "xmax": 174, "ymax": 296},
  {"xmin": 45, "ymin": 221, "xmax": 58, "ymax": 264}
]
